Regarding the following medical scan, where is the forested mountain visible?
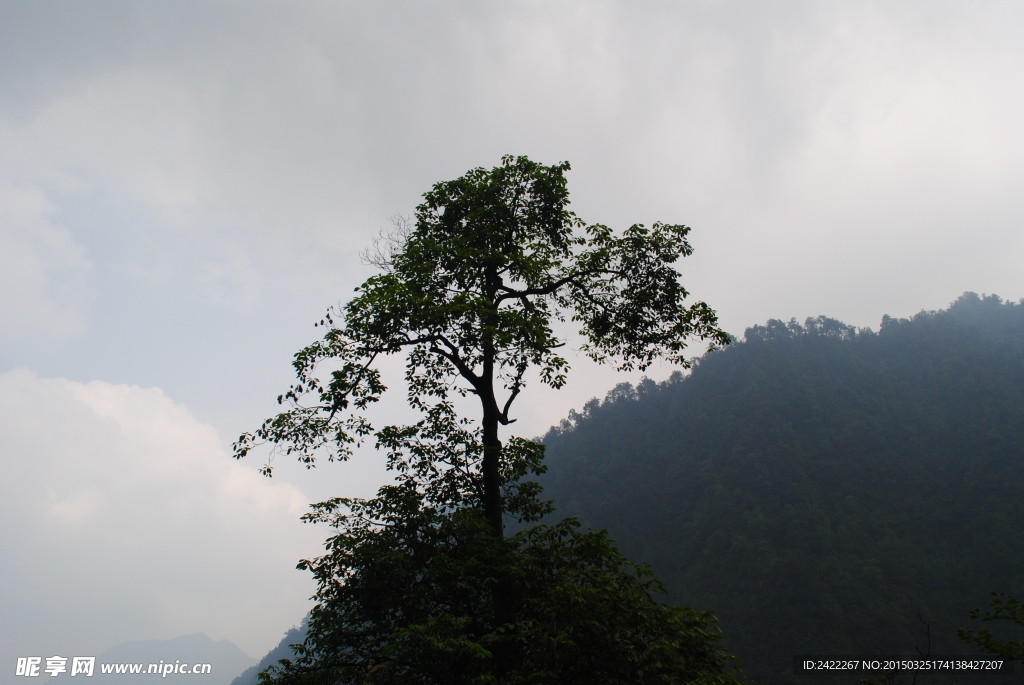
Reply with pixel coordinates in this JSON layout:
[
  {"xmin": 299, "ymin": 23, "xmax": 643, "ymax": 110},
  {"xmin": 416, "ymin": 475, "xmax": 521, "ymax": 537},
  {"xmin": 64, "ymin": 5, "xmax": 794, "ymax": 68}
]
[
  {"xmin": 540, "ymin": 293, "xmax": 1024, "ymax": 684},
  {"xmin": 230, "ymin": 622, "xmax": 305, "ymax": 685}
]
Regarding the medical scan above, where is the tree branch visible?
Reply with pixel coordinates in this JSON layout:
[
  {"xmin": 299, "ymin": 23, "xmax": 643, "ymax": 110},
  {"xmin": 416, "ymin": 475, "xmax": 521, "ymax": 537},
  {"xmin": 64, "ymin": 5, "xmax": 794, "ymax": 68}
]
[
  {"xmin": 493, "ymin": 267, "xmax": 622, "ymax": 304},
  {"xmin": 428, "ymin": 341, "xmax": 484, "ymax": 395},
  {"xmin": 499, "ymin": 362, "xmax": 528, "ymax": 424}
]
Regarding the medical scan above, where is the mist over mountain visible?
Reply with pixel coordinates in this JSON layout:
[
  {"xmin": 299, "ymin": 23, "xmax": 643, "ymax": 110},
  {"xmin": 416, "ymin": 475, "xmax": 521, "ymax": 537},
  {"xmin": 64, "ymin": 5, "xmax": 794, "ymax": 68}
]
[
  {"xmin": 50, "ymin": 633, "xmax": 254, "ymax": 685},
  {"xmin": 230, "ymin": 622, "xmax": 306, "ymax": 685},
  {"xmin": 540, "ymin": 292, "xmax": 1024, "ymax": 683}
]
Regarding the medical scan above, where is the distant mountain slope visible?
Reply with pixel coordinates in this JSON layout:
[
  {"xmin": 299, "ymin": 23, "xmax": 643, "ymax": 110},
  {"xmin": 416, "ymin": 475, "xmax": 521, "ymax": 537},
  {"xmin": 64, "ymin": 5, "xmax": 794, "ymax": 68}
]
[
  {"xmin": 52, "ymin": 633, "xmax": 254, "ymax": 685},
  {"xmin": 230, "ymin": 622, "xmax": 306, "ymax": 685},
  {"xmin": 540, "ymin": 293, "xmax": 1024, "ymax": 684}
]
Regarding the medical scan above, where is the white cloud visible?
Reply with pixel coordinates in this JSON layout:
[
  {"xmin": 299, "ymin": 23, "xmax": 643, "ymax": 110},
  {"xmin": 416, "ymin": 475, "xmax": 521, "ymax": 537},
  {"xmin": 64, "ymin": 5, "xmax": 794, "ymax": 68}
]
[{"xmin": 0, "ymin": 368, "xmax": 324, "ymax": 663}]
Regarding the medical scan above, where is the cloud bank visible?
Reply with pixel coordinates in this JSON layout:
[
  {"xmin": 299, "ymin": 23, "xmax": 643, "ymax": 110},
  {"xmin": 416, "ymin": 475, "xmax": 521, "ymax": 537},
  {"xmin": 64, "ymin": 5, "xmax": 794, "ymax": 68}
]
[{"xmin": 0, "ymin": 369, "xmax": 323, "ymax": 662}]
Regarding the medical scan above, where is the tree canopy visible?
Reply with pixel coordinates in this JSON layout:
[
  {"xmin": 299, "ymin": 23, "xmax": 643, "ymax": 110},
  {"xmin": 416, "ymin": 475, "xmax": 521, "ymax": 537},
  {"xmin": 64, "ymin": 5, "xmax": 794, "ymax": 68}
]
[{"xmin": 235, "ymin": 154, "xmax": 728, "ymax": 536}]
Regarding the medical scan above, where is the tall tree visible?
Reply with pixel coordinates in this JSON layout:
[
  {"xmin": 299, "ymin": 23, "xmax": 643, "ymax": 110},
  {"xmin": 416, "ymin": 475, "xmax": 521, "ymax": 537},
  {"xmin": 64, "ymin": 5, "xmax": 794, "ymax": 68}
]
[
  {"xmin": 235, "ymin": 154, "xmax": 729, "ymax": 537},
  {"xmin": 233, "ymin": 155, "xmax": 735, "ymax": 682}
]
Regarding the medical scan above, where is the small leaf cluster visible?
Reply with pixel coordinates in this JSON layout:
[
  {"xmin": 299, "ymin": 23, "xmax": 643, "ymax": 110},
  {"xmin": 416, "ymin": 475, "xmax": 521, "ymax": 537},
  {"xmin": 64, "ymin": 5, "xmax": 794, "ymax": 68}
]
[
  {"xmin": 234, "ymin": 328, "xmax": 385, "ymax": 475},
  {"xmin": 958, "ymin": 593, "xmax": 1024, "ymax": 660}
]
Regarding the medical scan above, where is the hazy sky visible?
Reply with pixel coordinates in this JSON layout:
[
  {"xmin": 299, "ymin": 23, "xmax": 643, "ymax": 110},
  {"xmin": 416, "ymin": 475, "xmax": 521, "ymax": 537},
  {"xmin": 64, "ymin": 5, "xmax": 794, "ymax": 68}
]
[{"xmin": 3, "ymin": 0, "xmax": 1023, "ymax": 669}]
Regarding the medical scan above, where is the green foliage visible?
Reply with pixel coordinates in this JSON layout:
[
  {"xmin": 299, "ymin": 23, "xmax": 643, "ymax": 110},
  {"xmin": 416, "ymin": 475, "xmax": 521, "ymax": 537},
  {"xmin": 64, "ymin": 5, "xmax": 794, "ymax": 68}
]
[
  {"xmin": 958, "ymin": 593, "xmax": 1024, "ymax": 660},
  {"xmin": 506, "ymin": 521, "xmax": 739, "ymax": 684},
  {"xmin": 541, "ymin": 293, "xmax": 1024, "ymax": 684},
  {"xmin": 258, "ymin": 402, "xmax": 740, "ymax": 684}
]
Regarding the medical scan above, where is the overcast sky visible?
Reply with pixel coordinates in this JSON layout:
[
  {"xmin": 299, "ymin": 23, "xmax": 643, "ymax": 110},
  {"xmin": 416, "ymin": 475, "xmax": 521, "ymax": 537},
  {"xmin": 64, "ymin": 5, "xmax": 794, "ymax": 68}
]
[{"xmin": 3, "ymin": 0, "xmax": 1023, "ymax": 671}]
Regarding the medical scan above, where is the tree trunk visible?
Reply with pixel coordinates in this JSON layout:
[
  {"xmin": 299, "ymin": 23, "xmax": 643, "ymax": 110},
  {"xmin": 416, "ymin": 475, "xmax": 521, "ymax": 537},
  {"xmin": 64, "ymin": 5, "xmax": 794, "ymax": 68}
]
[
  {"xmin": 481, "ymin": 264, "xmax": 505, "ymax": 539},
  {"xmin": 481, "ymin": 383, "xmax": 510, "ymax": 679},
  {"xmin": 481, "ymin": 406, "xmax": 504, "ymax": 538}
]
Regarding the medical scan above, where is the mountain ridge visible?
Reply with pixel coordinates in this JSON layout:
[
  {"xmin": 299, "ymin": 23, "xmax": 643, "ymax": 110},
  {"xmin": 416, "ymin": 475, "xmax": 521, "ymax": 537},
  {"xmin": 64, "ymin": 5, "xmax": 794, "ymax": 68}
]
[{"xmin": 540, "ymin": 292, "xmax": 1024, "ymax": 683}]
